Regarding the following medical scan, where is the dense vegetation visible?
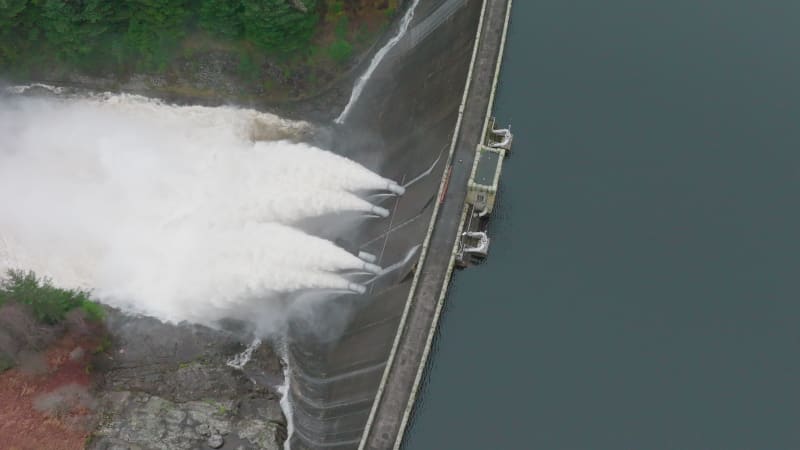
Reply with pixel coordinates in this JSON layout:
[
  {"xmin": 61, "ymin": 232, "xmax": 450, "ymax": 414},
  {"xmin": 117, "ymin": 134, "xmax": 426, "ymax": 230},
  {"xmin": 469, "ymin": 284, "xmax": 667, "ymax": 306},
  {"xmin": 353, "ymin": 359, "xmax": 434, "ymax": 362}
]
[
  {"xmin": 0, "ymin": 0, "xmax": 398, "ymax": 107},
  {"xmin": 0, "ymin": 0, "xmax": 320, "ymax": 73},
  {"xmin": 0, "ymin": 269, "xmax": 104, "ymax": 324}
]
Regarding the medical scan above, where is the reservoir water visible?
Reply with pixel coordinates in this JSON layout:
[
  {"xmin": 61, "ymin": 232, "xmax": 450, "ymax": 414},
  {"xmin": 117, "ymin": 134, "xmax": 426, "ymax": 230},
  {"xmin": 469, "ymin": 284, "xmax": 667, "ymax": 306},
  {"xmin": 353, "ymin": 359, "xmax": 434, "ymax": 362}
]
[{"xmin": 406, "ymin": 1, "xmax": 800, "ymax": 449}]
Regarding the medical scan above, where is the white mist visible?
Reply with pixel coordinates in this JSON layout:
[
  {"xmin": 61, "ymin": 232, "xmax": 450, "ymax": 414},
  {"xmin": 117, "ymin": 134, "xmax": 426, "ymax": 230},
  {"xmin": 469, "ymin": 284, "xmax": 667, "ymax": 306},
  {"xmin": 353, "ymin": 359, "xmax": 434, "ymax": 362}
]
[{"xmin": 0, "ymin": 93, "xmax": 395, "ymax": 325}]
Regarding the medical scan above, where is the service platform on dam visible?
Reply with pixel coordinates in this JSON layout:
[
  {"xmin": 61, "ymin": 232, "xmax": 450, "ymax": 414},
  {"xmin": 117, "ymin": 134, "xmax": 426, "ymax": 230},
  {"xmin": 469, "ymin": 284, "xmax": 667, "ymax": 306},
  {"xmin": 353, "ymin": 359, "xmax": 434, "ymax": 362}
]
[
  {"xmin": 458, "ymin": 117, "xmax": 513, "ymax": 268},
  {"xmin": 359, "ymin": 0, "xmax": 513, "ymax": 448}
]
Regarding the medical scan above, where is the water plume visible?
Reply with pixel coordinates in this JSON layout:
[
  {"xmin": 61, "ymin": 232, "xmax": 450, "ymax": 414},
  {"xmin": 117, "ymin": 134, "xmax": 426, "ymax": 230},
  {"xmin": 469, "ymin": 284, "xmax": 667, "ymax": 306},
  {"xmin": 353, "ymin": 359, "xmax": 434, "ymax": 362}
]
[
  {"xmin": 334, "ymin": 0, "xmax": 422, "ymax": 123},
  {"xmin": 0, "ymin": 91, "xmax": 398, "ymax": 326}
]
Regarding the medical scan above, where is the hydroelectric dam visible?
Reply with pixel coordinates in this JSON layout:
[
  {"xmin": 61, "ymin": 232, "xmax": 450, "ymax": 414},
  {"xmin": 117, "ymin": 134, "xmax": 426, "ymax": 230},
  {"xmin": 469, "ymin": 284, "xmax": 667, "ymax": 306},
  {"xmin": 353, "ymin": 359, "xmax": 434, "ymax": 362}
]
[{"xmin": 287, "ymin": 0, "xmax": 513, "ymax": 448}]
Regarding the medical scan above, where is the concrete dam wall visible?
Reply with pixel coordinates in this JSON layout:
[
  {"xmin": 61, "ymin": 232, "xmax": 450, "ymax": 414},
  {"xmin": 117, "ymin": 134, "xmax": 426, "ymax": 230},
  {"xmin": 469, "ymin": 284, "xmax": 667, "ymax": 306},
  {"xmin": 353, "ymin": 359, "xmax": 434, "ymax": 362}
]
[{"xmin": 286, "ymin": 0, "xmax": 507, "ymax": 448}]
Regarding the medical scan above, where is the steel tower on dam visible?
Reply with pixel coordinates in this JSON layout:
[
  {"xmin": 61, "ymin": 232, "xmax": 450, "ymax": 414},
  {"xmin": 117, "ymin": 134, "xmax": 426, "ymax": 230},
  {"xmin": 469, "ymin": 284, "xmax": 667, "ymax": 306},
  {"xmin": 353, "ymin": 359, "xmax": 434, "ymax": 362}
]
[{"xmin": 286, "ymin": 1, "xmax": 504, "ymax": 448}]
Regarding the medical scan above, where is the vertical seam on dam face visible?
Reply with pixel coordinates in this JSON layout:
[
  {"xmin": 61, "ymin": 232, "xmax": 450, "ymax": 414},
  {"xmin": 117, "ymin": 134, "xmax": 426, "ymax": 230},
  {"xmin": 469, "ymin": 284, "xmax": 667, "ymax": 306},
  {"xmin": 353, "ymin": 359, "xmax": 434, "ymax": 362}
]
[{"xmin": 358, "ymin": 0, "xmax": 513, "ymax": 448}]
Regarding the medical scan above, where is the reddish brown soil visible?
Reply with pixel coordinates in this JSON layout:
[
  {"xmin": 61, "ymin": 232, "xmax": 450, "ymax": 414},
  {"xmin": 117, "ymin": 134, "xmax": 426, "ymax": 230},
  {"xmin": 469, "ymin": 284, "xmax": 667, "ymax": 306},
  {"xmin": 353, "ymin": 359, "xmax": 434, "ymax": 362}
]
[{"xmin": 0, "ymin": 333, "xmax": 103, "ymax": 450}]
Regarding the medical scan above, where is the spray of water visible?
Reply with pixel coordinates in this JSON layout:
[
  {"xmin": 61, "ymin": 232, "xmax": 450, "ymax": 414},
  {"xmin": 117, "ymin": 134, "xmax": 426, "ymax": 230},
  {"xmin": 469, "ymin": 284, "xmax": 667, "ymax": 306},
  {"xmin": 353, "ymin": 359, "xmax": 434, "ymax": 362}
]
[
  {"xmin": 279, "ymin": 378, "xmax": 295, "ymax": 450},
  {"xmin": 277, "ymin": 341, "xmax": 295, "ymax": 450},
  {"xmin": 0, "ymin": 92, "xmax": 399, "ymax": 325},
  {"xmin": 334, "ymin": 0, "xmax": 421, "ymax": 124},
  {"xmin": 227, "ymin": 338, "xmax": 263, "ymax": 370}
]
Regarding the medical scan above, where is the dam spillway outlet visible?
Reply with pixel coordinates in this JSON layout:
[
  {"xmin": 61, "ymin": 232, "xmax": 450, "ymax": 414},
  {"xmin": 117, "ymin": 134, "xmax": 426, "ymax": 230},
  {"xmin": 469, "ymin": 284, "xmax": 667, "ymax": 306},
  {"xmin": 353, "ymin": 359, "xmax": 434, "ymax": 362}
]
[
  {"xmin": 348, "ymin": 283, "xmax": 368, "ymax": 295},
  {"xmin": 358, "ymin": 251, "xmax": 378, "ymax": 264},
  {"xmin": 387, "ymin": 182, "xmax": 406, "ymax": 196},
  {"xmin": 361, "ymin": 262, "xmax": 383, "ymax": 275},
  {"xmin": 369, "ymin": 206, "xmax": 391, "ymax": 218}
]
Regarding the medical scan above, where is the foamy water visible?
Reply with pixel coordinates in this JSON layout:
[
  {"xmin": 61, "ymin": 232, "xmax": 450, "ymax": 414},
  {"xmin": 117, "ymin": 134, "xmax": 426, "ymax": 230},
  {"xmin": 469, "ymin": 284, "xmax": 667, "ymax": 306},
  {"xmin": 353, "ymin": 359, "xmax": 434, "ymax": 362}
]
[{"xmin": 0, "ymin": 92, "xmax": 398, "ymax": 324}]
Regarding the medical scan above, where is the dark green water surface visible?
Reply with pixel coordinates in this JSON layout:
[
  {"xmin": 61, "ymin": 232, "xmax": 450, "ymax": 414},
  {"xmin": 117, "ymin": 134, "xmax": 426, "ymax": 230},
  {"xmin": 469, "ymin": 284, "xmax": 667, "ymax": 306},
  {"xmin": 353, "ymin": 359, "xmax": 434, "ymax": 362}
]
[{"xmin": 406, "ymin": 1, "xmax": 800, "ymax": 449}]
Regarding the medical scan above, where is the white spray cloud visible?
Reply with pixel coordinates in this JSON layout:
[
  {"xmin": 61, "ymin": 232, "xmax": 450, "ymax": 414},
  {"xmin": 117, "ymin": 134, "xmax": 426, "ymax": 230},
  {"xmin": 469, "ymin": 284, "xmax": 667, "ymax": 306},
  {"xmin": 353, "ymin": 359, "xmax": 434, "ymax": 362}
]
[{"xmin": 0, "ymin": 92, "xmax": 394, "ymax": 325}]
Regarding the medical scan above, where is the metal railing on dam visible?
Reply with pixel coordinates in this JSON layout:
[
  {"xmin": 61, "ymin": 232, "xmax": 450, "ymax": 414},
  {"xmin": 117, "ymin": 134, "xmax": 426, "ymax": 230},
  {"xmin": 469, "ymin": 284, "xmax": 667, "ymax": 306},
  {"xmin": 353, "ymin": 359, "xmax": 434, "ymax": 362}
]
[{"xmin": 359, "ymin": 0, "xmax": 513, "ymax": 449}]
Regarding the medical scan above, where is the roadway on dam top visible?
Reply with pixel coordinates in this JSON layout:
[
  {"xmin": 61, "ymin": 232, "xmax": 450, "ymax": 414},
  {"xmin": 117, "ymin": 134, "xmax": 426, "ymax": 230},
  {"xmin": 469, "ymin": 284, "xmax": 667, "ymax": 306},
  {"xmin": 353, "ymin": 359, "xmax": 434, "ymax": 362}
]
[{"xmin": 360, "ymin": 0, "xmax": 511, "ymax": 448}]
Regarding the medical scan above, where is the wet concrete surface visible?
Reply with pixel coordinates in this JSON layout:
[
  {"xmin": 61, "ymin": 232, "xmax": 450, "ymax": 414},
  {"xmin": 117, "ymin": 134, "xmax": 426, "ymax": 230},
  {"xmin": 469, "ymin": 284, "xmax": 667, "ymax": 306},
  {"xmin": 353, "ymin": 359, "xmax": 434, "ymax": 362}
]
[
  {"xmin": 285, "ymin": 1, "xmax": 495, "ymax": 448},
  {"xmin": 363, "ymin": 1, "xmax": 510, "ymax": 448}
]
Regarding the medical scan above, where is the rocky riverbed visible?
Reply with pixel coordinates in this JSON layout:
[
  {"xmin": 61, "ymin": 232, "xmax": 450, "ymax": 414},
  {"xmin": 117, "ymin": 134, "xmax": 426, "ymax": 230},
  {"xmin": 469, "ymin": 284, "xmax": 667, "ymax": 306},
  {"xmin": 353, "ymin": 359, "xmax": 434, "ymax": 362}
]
[{"xmin": 1, "ymin": 303, "xmax": 287, "ymax": 450}]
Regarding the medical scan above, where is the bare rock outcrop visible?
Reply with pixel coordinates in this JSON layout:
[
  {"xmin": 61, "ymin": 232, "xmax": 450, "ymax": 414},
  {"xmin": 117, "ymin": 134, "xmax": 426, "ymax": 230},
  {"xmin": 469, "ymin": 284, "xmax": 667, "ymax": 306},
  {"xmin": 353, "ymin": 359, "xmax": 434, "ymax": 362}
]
[{"xmin": 88, "ymin": 310, "xmax": 286, "ymax": 450}]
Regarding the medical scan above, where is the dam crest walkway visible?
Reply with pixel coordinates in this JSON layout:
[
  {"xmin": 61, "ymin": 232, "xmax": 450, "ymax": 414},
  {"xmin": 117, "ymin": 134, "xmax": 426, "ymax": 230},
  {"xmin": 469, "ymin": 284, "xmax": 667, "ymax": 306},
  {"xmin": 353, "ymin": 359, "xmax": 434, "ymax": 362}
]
[{"xmin": 359, "ymin": 0, "xmax": 513, "ymax": 448}]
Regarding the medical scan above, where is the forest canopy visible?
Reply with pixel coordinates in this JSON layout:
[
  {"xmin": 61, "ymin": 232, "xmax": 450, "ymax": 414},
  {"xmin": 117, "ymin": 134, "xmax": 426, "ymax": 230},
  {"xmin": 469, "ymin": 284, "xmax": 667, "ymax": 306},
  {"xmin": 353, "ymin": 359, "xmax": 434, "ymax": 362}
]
[{"xmin": 0, "ymin": 0, "xmax": 319, "ymax": 72}]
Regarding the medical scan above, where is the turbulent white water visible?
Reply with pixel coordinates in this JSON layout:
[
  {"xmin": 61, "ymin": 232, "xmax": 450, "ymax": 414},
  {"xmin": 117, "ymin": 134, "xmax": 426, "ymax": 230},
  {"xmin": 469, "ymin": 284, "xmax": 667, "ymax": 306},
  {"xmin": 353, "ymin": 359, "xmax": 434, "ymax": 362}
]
[
  {"xmin": 0, "ymin": 92, "xmax": 397, "ymax": 324},
  {"xmin": 334, "ymin": 0, "xmax": 421, "ymax": 124}
]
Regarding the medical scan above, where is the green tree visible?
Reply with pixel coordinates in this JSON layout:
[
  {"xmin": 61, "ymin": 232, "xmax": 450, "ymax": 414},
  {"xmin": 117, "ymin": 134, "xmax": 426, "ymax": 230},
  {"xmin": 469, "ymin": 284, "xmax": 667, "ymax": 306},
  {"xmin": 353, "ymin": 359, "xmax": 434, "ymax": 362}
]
[
  {"xmin": 0, "ymin": 269, "xmax": 104, "ymax": 325},
  {"xmin": 0, "ymin": 0, "xmax": 29, "ymax": 33},
  {"xmin": 0, "ymin": 0, "xmax": 328, "ymax": 76},
  {"xmin": 327, "ymin": 38, "xmax": 351, "ymax": 64},
  {"xmin": 38, "ymin": 0, "xmax": 114, "ymax": 64},
  {"xmin": 124, "ymin": 0, "xmax": 190, "ymax": 70},
  {"xmin": 241, "ymin": 0, "xmax": 318, "ymax": 54},
  {"xmin": 0, "ymin": 0, "xmax": 36, "ymax": 64},
  {"xmin": 199, "ymin": 0, "xmax": 244, "ymax": 39}
]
